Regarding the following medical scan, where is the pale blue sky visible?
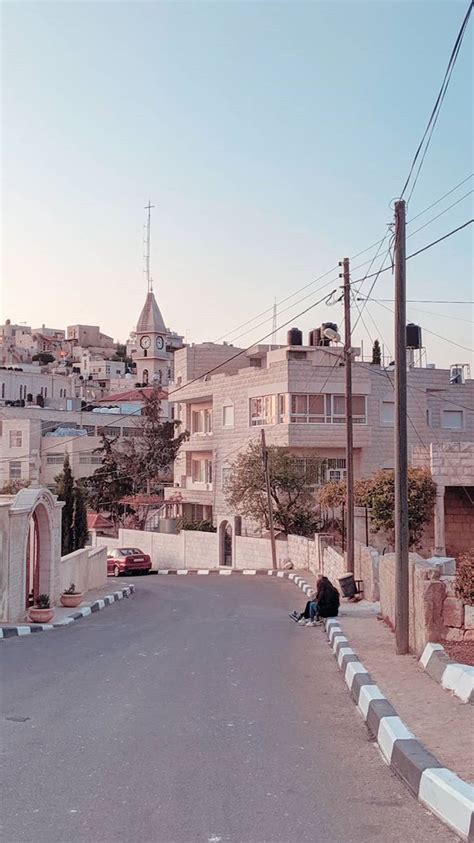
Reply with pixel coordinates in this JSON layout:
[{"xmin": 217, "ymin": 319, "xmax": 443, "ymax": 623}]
[{"xmin": 2, "ymin": 0, "xmax": 472, "ymax": 367}]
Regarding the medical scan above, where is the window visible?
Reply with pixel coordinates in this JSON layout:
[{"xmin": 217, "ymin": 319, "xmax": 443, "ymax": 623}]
[
  {"xmin": 44, "ymin": 387, "xmax": 47, "ymax": 398},
  {"xmin": 191, "ymin": 458, "xmax": 213, "ymax": 484},
  {"xmin": 0, "ymin": 422, "xmax": 2, "ymax": 436},
  {"xmin": 9, "ymin": 461, "xmax": 22, "ymax": 480},
  {"xmin": 324, "ymin": 458, "xmax": 347, "ymax": 482},
  {"xmin": 79, "ymin": 454, "xmax": 102, "ymax": 465},
  {"xmin": 47, "ymin": 454, "xmax": 66, "ymax": 465},
  {"xmin": 192, "ymin": 408, "xmax": 213, "ymax": 434},
  {"xmin": 123, "ymin": 426, "xmax": 142, "ymax": 437},
  {"xmin": 250, "ymin": 395, "xmax": 276, "ymax": 426},
  {"xmin": 81, "ymin": 425, "xmax": 96, "ymax": 436},
  {"xmin": 279, "ymin": 394, "xmax": 366, "ymax": 424},
  {"xmin": 1, "ymin": 383, "xmax": 4, "ymax": 398},
  {"xmin": 441, "ymin": 410, "xmax": 463, "ymax": 430},
  {"xmin": 99, "ymin": 426, "xmax": 120, "ymax": 437},
  {"xmin": 9, "ymin": 430, "xmax": 22, "ymax": 448},
  {"xmin": 222, "ymin": 405, "xmax": 234, "ymax": 427},
  {"xmin": 381, "ymin": 401, "xmax": 395, "ymax": 425}
]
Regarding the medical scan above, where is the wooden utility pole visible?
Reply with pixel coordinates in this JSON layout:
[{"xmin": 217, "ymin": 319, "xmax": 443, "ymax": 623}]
[
  {"xmin": 261, "ymin": 428, "xmax": 278, "ymax": 570},
  {"xmin": 341, "ymin": 257, "xmax": 355, "ymax": 574},
  {"xmin": 394, "ymin": 199, "xmax": 409, "ymax": 655}
]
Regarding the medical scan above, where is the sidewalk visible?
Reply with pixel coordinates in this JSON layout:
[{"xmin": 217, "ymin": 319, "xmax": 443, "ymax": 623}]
[{"xmin": 337, "ymin": 601, "xmax": 474, "ymax": 783}]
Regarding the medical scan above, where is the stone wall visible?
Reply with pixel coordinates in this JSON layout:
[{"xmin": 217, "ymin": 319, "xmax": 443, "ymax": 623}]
[
  {"xmin": 287, "ymin": 535, "xmax": 310, "ymax": 569},
  {"xmin": 60, "ymin": 546, "xmax": 107, "ymax": 594},
  {"xmin": 378, "ymin": 553, "xmax": 473, "ymax": 654},
  {"xmin": 95, "ymin": 528, "xmax": 289, "ymax": 570},
  {"xmin": 322, "ymin": 544, "xmax": 346, "ymax": 584}
]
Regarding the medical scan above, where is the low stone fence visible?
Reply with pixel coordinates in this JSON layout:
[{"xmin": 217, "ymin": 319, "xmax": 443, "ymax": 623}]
[
  {"xmin": 378, "ymin": 554, "xmax": 473, "ymax": 655},
  {"xmin": 60, "ymin": 546, "xmax": 107, "ymax": 595}
]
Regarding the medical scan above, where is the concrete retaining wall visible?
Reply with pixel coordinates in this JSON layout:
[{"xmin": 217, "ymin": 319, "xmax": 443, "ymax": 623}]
[{"xmin": 60, "ymin": 546, "xmax": 107, "ymax": 594}]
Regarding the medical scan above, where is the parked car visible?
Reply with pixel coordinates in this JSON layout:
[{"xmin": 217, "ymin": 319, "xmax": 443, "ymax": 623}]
[{"xmin": 107, "ymin": 548, "xmax": 152, "ymax": 577}]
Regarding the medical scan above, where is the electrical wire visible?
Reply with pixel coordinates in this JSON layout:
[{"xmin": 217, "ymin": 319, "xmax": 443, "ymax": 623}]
[
  {"xmin": 407, "ymin": 174, "xmax": 473, "ymax": 223},
  {"xmin": 400, "ymin": 1, "xmax": 473, "ymax": 202},
  {"xmin": 363, "ymin": 297, "xmax": 474, "ymax": 353}
]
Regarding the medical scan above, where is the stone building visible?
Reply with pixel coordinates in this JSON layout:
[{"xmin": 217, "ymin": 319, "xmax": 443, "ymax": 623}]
[{"xmin": 164, "ymin": 340, "xmax": 474, "ymax": 540}]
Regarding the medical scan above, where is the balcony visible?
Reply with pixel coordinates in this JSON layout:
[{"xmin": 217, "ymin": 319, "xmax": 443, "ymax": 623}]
[{"xmin": 164, "ymin": 482, "xmax": 214, "ymax": 507}]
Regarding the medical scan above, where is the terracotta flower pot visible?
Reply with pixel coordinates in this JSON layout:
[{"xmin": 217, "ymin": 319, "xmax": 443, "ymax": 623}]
[
  {"xmin": 60, "ymin": 593, "xmax": 83, "ymax": 608},
  {"xmin": 28, "ymin": 607, "xmax": 54, "ymax": 624}
]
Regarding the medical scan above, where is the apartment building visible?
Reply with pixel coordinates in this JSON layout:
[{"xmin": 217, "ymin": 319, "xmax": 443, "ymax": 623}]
[
  {"xmin": 0, "ymin": 367, "xmax": 76, "ymax": 405},
  {"xmin": 0, "ymin": 406, "xmax": 143, "ymax": 490},
  {"xmin": 164, "ymin": 341, "xmax": 474, "ymax": 527}
]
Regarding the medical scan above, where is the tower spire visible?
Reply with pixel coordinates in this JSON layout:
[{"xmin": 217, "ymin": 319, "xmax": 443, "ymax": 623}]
[{"xmin": 144, "ymin": 200, "xmax": 155, "ymax": 293}]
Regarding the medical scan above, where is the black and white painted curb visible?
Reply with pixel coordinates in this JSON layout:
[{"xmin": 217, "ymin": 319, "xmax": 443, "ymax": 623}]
[
  {"xmin": 289, "ymin": 574, "xmax": 474, "ymax": 841},
  {"xmin": 0, "ymin": 586, "xmax": 135, "ymax": 640},
  {"xmin": 421, "ymin": 642, "xmax": 474, "ymax": 705}
]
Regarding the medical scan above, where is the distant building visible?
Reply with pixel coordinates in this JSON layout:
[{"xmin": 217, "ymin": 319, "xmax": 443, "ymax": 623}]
[
  {"xmin": 0, "ymin": 367, "xmax": 76, "ymax": 406},
  {"xmin": 67, "ymin": 324, "xmax": 115, "ymax": 350}
]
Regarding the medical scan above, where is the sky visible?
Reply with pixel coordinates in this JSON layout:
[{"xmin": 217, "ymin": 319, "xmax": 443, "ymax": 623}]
[{"xmin": 1, "ymin": 0, "xmax": 473, "ymax": 369}]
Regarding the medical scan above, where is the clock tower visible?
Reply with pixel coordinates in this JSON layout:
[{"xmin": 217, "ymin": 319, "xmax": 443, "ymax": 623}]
[{"xmin": 135, "ymin": 290, "xmax": 168, "ymax": 386}]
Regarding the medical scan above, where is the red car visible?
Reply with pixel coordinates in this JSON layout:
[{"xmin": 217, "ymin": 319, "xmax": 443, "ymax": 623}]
[{"xmin": 107, "ymin": 547, "xmax": 152, "ymax": 577}]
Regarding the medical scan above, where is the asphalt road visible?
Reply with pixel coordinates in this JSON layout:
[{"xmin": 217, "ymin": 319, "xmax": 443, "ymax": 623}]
[{"xmin": 0, "ymin": 576, "xmax": 456, "ymax": 843}]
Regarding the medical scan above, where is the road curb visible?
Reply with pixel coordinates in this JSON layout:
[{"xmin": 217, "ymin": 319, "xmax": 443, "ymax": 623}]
[
  {"xmin": 0, "ymin": 586, "xmax": 135, "ymax": 639},
  {"xmin": 420, "ymin": 642, "xmax": 474, "ymax": 705},
  {"xmin": 290, "ymin": 574, "xmax": 474, "ymax": 841}
]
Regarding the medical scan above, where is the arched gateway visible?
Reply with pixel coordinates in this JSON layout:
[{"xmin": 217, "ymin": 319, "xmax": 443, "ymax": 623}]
[{"xmin": 0, "ymin": 487, "xmax": 63, "ymax": 623}]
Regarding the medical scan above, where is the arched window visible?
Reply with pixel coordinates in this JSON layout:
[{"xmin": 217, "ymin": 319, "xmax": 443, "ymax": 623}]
[{"xmin": 143, "ymin": 369, "xmax": 149, "ymax": 385}]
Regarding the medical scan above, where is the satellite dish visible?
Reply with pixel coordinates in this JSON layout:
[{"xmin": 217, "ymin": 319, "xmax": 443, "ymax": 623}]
[{"xmin": 323, "ymin": 327, "xmax": 341, "ymax": 342}]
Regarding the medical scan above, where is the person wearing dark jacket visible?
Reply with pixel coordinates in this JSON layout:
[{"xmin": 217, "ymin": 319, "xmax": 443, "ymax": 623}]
[{"xmin": 289, "ymin": 576, "xmax": 340, "ymax": 626}]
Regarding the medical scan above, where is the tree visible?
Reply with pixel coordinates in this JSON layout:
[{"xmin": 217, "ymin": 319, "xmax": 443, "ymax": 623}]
[
  {"xmin": 122, "ymin": 387, "xmax": 189, "ymax": 495},
  {"xmin": 55, "ymin": 454, "xmax": 75, "ymax": 556},
  {"xmin": 0, "ymin": 479, "xmax": 31, "ymax": 494},
  {"xmin": 317, "ymin": 468, "xmax": 437, "ymax": 548},
  {"xmin": 32, "ymin": 352, "xmax": 55, "ymax": 365},
  {"xmin": 73, "ymin": 483, "xmax": 89, "ymax": 550},
  {"xmin": 371, "ymin": 339, "xmax": 381, "ymax": 365},
  {"xmin": 84, "ymin": 434, "xmax": 133, "ymax": 524},
  {"xmin": 225, "ymin": 441, "xmax": 321, "ymax": 536}
]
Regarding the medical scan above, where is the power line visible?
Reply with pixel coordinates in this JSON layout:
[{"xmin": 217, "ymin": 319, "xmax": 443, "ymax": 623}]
[
  {"xmin": 350, "ymin": 220, "xmax": 473, "ymax": 286},
  {"xmin": 366, "ymin": 297, "xmax": 474, "ymax": 353},
  {"xmin": 407, "ymin": 190, "xmax": 473, "ymax": 239},
  {"xmin": 400, "ymin": 1, "xmax": 473, "ymax": 202},
  {"xmin": 408, "ymin": 174, "xmax": 473, "ymax": 223}
]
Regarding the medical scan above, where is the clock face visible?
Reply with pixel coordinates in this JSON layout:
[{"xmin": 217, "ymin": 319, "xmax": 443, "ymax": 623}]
[
  {"xmin": 140, "ymin": 335, "xmax": 151, "ymax": 349},
  {"xmin": 156, "ymin": 336, "xmax": 164, "ymax": 350}
]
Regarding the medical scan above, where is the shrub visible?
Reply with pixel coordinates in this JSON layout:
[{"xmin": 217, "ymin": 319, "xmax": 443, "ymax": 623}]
[
  {"xmin": 455, "ymin": 554, "xmax": 474, "ymax": 606},
  {"xmin": 63, "ymin": 583, "xmax": 77, "ymax": 595}
]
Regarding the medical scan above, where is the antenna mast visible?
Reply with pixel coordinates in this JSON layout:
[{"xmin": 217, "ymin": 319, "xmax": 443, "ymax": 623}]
[
  {"xmin": 144, "ymin": 200, "xmax": 155, "ymax": 293},
  {"xmin": 271, "ymin": 297, "xmax": 277, "ymax": 348}
]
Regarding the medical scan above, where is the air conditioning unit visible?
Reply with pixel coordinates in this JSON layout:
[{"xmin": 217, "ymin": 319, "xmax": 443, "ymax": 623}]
[{"xmin": 326, "ymin": 468, "xmax": 347, "ymax": 483}]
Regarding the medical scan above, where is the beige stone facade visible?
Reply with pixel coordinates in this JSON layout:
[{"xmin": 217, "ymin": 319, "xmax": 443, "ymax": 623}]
[
  {"xmin": 0, "ymin": 406, "xmax": 142, "ymax": 489},
  {"xmin": 165, "ymin": 342, "xmax": 474, "ymax": 529}
]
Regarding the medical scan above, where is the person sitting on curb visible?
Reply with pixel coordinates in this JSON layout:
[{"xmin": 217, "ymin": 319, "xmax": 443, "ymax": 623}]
[{"xmin": 289, "ymin": 576, "xmax": 340, "ymax": 626}]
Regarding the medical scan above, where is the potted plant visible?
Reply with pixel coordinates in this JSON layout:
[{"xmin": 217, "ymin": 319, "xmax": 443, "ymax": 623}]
[
  {"xmin": 60, "ymin": 582, "xmax": 83, "ymax": 608},
  {"xmin": 28, "ymin": 594, "xmax": 54, "ymax": 624}
]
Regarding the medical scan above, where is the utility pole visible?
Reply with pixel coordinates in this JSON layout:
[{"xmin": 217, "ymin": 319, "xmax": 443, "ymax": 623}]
[
  {"xmin": 261, "ymin": 428, "xmax": 278, "ymax": 570},
  {"xmin": 341, "ymin": 257, "xmax": 354, "ymax": 574},
  {"xmin": 394, "ymin": 199, "xmax": 409, "ymax": 655}
]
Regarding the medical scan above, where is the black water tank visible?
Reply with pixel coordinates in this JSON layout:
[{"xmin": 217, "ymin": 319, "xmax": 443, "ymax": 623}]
[
  {"xmin": 406, "ymin": 323, "xmax": 422, "ymax": 349},
  {"xmin": 287, "ymin": 327, "xmax": 303, "ymax": 346}
]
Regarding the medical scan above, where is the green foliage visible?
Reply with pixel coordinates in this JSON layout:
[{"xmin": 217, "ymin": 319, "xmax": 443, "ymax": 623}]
[
  {"xmin": 371, "ymin": 339, "xmax": 381, "ymax": 365},
  {"xmin": 84, "ymin": 434, "xmax": 133, "ymax": 524},
  {"xmin": 318, "ymin": 468, "xmax": 437, "ymax": 548},
  {"xmin": 178, "ymin": 519, "xmax": 217, "ymax": 533},
  {"xmin": 36, "ymin": 593, "xmax": 50, "ymax": 609},
  {"xmin": 32, "ymin": 352, "xmax": 55, "ymax": 365},
  {"xmin": 56, "ymin": 457, "xmax": 90, "ymax": 553},
  {"xmin": 0, "ymin": 479, "xmax": 31, "ymax": 495},
  {"xmin": 225, "ymin": 441, "xmax": 321, "ymax": 537},
  {"xmin": 455, "ymin": 554, "xmax": 474, "ymax": 606},
  {"xmin": 121, "ymin": 386, "xmax": 189, "ymax": 495},
  {"xmin": 73, "ymin": 483, "xmax": 89, "ymax": 550},
  {"xmin": 64, "ymin": 583, "xmax": 77, "ymax": 595},
  {"xmin": 56, "ymin": 454, "xmax": 75, "ymax": 556}
]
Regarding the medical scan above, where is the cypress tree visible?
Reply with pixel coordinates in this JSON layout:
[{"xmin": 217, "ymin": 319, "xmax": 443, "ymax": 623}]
[
  {"xmin": 56, "ymin": 454, "xmax": 75, "ymax": 556},
  {"xmin": 371, "ymin": 339, "xmax": 381, "ymax": 365},
  {"xmin": 73, "ymin": 483, "xmax": 89, "ymax": 550}
]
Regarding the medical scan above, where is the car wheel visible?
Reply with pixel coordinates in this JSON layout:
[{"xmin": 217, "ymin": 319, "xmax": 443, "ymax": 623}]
[{"xmin": 114, "ymin": 565, "xmax": 120, "ymax": 577}]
